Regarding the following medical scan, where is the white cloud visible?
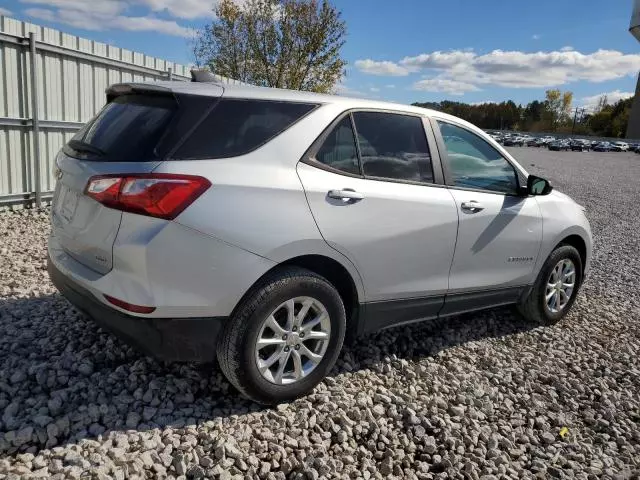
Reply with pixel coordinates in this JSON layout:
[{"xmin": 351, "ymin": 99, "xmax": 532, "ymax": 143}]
[
  {"xmin": 24, "ymin": 7, "xmax": 193, "ymax": 37},
  {"xmin": 413, "ymin": 78, "xmax": 479, "ymax": 95},
  {"xmin": 369, "ymin": 87, "xmax": 380, "ymax": 92},
  {"xmin": 532, "ymin": 34, "xmax": 541, "ymax": 40},
  {"xmin": 353, "ymin": 59, "xmax": 410, "ymax": 77},
  {"xmin": 23, "ymin": 8, "xmax": 56, "ymax": 21},
  {"xmin": 357, "ymin": 49, "xmax": 640, "ymax": 94},
  {"xmin": 137, "ymin": 0, "xmax": 219, "ymax": 19},
  {"xmin": 560, "ymin": 45, "xmax": 574, "ymax": 52},
  {"xmin": 385, "ymin": 84, "xmax": 396, "ymax": 89},
  {"xmin": 0, "ymin": 7, "xmax": 13, "ymax": 15},
  {"xmin": 400, "ymin": 50, "xmax": 475, "ymax": 70},
  {"xmin": 334, "ymin": 83, "xmax": 369, "ymax": 98},
  {"xmin": 110, "ymin": 15, "xmax": 194, "ymax": 36},
  {"xmin": 581, "ymin": 89, "xmax": 635, "ymax": 109},
  {"xmin": 20, "ymin": 0, "xmax": 223, "ymax": 18},
  {"xmin": 21, "ymin": 0, "xmax": 126, "ymax": 15}
]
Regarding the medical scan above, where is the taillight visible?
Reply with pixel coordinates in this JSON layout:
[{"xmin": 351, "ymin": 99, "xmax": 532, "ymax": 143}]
[{"xmin": 84, "ymin": 174, "xmax": 210, "ymax": 220}]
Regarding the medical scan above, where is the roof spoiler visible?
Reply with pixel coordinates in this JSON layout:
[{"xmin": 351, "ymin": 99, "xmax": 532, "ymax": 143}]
[
  {"xmin": 191, "ymin": 68, "xmax": 221, "ymax": 83},
  {"xmin": 105, "ymin": 83, "xmax": 176, "ymax": 102}
]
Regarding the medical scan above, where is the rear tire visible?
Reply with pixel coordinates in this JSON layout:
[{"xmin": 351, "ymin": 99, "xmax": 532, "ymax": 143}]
[
  {"xmin": 217, "ymin": 266, "xmax": 346, "ymax": 404},
  {"xmin": 517, "ymin": 245, "xmax": 583, "ymax": 325}
]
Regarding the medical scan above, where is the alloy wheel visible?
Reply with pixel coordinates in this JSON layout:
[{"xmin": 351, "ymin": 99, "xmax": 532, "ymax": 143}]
[
  {"xmin": 545, "ymin": 259, "xmax": 576, "ymax": 314},
  {"xmin": 254, "ymin": 297, "xmax": 331, "ymax": 385}
]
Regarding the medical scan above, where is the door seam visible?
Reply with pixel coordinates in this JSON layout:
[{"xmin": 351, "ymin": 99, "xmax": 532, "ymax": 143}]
[
  {"xmin": 441, "ymin": 187, "xmax": 461, "ymax": 314},
  {"xmin": 295, "ymin": 163, "xmax": 368, "ymax": 300}
]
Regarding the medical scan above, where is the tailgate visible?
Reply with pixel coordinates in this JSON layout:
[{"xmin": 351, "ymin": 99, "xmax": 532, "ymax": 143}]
[
  {"xmin": 50, "ymin": 87, "xmax": 183, "ymax": 275},
  {"xmin": 51, "ymin": 154, "xmax": 161, "ymax": 274},
  {"xmin": 50, "ymin": 83, "xmax": 224, "ymax": 274}
]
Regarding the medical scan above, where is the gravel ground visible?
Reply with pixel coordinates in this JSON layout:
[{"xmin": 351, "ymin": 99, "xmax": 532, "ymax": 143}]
[{"xmin": 1, "ymin": 149, "xmax": 639, "ymax": 480}]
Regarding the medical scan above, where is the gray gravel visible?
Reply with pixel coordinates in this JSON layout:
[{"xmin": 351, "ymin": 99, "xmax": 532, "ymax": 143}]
[{"xmin": 1, "ymin": 148, "xmax": 640, "ymax": 479}]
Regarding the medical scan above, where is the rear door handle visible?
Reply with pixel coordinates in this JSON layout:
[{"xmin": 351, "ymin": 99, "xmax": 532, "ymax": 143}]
[
  {"xmin": 461, "ymin": 200, "xmax": 484, "ymax": 212},
  {"xmin": 327, "ymin": 189, "xmax": 364, "ymax": 202}
]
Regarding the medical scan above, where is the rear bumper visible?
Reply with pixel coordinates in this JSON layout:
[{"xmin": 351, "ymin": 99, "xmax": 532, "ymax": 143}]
[{"xmin": 48, "ymin": 257, "xmax": 225, "ymax": 362}]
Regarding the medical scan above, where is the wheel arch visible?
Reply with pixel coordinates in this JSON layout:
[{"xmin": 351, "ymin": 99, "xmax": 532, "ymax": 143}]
[
  {"xmin": 232, "ymin": 253, "xmax": 364, "ymax": 339},
  {"xmin": 557, "ymin": 234, "xmax": 587, "ymax": 271}
]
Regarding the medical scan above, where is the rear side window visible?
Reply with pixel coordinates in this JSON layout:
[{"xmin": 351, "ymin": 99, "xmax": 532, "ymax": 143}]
[
  {"xmin": 175, "ymin": 99, "xmax": 316, "ymax": 159},
  {"xmin": 65, "ymin": 94, "xmax": 176, "ymax": 161},
  {"xmin": 314, "ymin": 116, "xmax": 360, "ymax": 175},
  {"xmin": 352, "ymin": 112, "xmax": 434, "ymax": 183}
]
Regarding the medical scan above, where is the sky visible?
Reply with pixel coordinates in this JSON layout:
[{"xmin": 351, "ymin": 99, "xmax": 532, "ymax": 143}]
[{"xmin": 1, "ymin": 0, "xmax": 639, "ymax": 109}]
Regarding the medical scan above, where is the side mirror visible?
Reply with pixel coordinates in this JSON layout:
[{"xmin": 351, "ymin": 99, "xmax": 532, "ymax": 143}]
[{"xmin": 527, "ymin": 175, "xmax": 553, "ymax": 196}]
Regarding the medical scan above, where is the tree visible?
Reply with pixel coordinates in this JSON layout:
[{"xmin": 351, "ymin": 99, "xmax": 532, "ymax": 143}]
[
  {"xmin": 590, "ymin": 94, "xmax": 609, "ymax": 113},
  {"xmin": 194, "ymin": 0, "xmax": 347, "ymax": 93},
  {"xmin": 561, "ymin": 92, "xmax": 573, "ymax": 123},
  {"xmin": 542, "ymin": 89, "xmax": 573, "ymax": 130},
  {"xmin": 589, "ymin": 110, "xmax": 612, "ymax": 136},
  {"xmin": 411, "ymin": 93, "xmax": 635, "ymax": 137},
  {"xmin": 522, "ymin": 100, "xmax": 543, "ymax": 129}
]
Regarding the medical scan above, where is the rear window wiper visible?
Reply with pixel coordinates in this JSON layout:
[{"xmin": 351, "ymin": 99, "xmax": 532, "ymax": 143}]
[{"xmin": 68, "ymin": 139, "xmax": 105, "ymax": 156}]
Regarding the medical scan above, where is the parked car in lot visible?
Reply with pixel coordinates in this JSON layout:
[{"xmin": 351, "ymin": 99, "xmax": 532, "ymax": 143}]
[
  {"xmin": 570, "ymin": 139, "xmax": 591, "ymax": 152},
  {"xmin": 548, "ymin": 140, "xmax": 571, "ymax": 151},
  {"xmin": 611, "ymin": 141, "xmax": 629, "ymax": 152},
  {"xmin": 503, "ymin": 136, "xmax": 525, "ymax": 146},
  {"xmin": 628, "ymin": 142, "xmax": 640, "ymax": 152},
  {"xmin": 526, "ymin": 137, "xmax": 542, "ymax": 147},
  {"xmin": 48, "ymin": 80, "xmax": 592, "ymax": 403},
  {"xmin": 541, "ymin": 136, "xmax": 556, "ymax": 144},
  {"xmin": 593, "ymin": 141, "xmax": 614, "ymax": 152}
]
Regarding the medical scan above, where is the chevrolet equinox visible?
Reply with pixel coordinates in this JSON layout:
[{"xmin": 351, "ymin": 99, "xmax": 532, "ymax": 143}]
[{"xmin": 49, "ymin": 79, "xmax": 592, "ymax": 404}]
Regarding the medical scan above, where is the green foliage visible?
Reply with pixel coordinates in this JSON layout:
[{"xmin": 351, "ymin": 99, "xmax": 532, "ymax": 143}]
[
  {"xmin": 412, "ymin": 100, "xmax": 521, "ymax": 130},
  {"xmin": 194, "ymin": 0, "xmax": 347, "ymax": 93},
  {"xmin": 539, "ymin": 89, "xmax": 573, "ymax": 131},
  {"xmin": 413, "ymin": 92, "xmax": 634, "ymax": 138},
  {"xmin": 588, "ymin": 97, "xmax": 633, "ymax": 137}
]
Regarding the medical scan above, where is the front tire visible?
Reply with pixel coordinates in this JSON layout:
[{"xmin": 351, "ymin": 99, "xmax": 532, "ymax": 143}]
[
  {"xmin": 217, "ymin": 267, "xmax": 346, "ymax": 404},
  {"xmin": 517, "ymin": 245, "xmax": 583, "ymax": 325}
]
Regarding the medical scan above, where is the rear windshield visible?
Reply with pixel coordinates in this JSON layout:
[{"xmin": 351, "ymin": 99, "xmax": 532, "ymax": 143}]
[
  {"xmin": 173, "ymin": 99, "xmax": 317, "ymax": 160},
  {"xmin": 64, "ymin": 94, "xmax": 176, "ymax": 161},
  {"xmin": 64, "ymin": 94, "xmax": 316, "ymax": 162}
]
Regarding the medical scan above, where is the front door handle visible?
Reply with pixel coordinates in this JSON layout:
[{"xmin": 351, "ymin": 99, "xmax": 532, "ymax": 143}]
[
  {"xmin": 461, "ymin": 200, "xmax": 484, "ymax": 212},
  {"xmin": 327, "ymin": 189, "xmax": 364, "ymax": 202}
]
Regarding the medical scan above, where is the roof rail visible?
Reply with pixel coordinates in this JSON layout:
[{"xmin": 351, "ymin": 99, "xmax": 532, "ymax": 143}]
[{"xmin": 191, "ymin": 68, "xmax": 221, "ymax": 83}]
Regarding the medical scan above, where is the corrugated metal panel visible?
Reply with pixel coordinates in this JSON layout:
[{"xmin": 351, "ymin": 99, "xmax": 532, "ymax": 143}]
[{"xmin": 0, "ymin": 15, "xmax": 244, "ymax": 206}]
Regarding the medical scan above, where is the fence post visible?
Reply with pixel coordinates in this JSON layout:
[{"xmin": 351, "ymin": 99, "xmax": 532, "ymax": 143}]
[{"xmin": 29, "ymin": 32, "xmax": 42, "ymax": 207}]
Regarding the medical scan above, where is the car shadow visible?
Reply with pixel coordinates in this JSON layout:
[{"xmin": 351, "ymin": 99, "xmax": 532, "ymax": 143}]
[
  {"xmin": 471, "ymin": 195, "xmax": 523, "ymax": 254},
  {"xmin": 0, "ymin": 292, "xmax": 540, "ymax": 456}
]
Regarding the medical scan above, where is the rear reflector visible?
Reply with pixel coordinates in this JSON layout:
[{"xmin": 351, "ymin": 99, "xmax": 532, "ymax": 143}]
[
  {"xmin": 85, "ymin": 174, "xmax": 210, "ymax": 220},
  {"xmin": 104, "ymin": 294, "xmax": 156, "ymax": 314}
]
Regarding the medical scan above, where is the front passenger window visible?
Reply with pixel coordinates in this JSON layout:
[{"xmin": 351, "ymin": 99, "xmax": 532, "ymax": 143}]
[{"xmin": 437, "ymin": 121, "xmax": 519, "ymax": 195}]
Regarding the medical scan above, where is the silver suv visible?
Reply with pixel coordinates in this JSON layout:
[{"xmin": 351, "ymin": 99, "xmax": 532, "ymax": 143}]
[{"xmin": 49, "ymin": 80, "xmax": 592, "ymax": 404}]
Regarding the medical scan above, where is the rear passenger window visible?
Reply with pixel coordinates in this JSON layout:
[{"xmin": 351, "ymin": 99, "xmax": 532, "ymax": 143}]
[
  {"xmin": 175, "ymin": 99, "xmax": 316, "ymax": 159},
  {"xmin": 352, "ymin": 112, "xmax": 433, "ymax": 183},
  {"xmin": 314, "ymin": 116, "xmax": 360, "ymax": 175}
]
